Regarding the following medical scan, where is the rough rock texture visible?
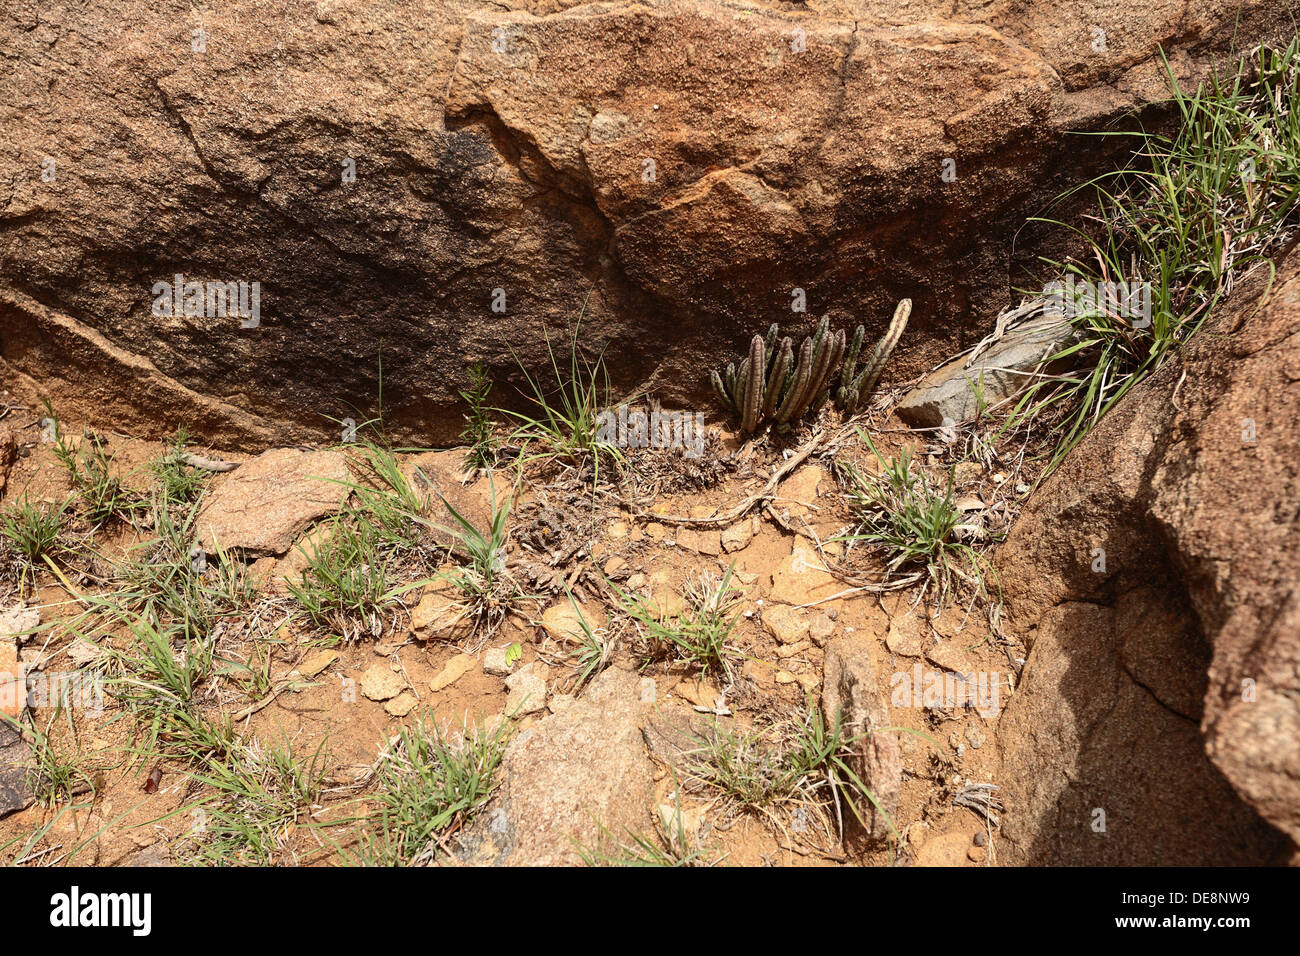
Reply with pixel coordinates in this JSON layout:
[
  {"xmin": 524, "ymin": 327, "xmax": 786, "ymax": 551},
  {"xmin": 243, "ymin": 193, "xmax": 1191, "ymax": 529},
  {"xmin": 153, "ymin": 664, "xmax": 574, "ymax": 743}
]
[
  {"xmin": 538, "ymin": 599, "xmax": 606, "ymax": 643},
  {"xmin": 0, "ymin": 720, "xmax": 33, "ymax": 820},
  {"xmin": 403, "ymin": 449, "xmax": 503, "ymax": 552},
  {"xmin": 408, "ymin": 581, "xmax": 475, "ymax": 643},
  {"xmin": 0, "ymin": 427, "xmax": 15, "ymax": 498},
  {"xmin": 896, "ymin": 303, "xmax": 1078, "ymax": 427},
  {"xmin": 2, "ymin": 0, "xmax": 1292, "ymax": 447},
  {"xmin": 822, "ymin": 635, "xmax": 901, "ymax": 844},
  {"xmin": 994, "ymin": 257, "xmax": 1300, "ymax": 864},
  {"xmin": 455, "ymin": 665, "xmax": 655, "ymax": 865},
  {"xmin": 913, "ymin": 829, "xmax": 977, "ymax": 867},
  {"xmin": 195, "ymin": 448, "xmax": 351, "ymax": 555},
  {"xmin": 428, "ymin": 652, "xmax": 476, "ymax": 693},
  {"xmin": 0, "ymin": 605, "xmax": 39, "ymax": 646},
  {"xmin": 504, "ymin": 663, "xmax": 548, "ymax": 715},
  {"xmin": 0, "ymin": 641, "xmax": 24, "ymax": 720},
  {"xmin": 359, "ymin": 663, "xmax": 405, "ymax": 701}
]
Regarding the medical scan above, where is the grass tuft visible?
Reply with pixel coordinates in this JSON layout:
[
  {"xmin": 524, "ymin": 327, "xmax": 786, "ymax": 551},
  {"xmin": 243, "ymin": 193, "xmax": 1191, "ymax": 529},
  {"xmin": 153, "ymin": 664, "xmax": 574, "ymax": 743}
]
[
  {"xmin": 188, "ymin": 735, "xmax": 328, "ymax": 866},
  {"xmin": 428, "ymin": 477, "xmax": 523, "ymax": 639},
  {"xmin": 1024, "ymin": 42, "xmax": 1300, "ymax": 469},
  {"xmin": 613, "ymin": 565, "xmax": 742, "ymax": 680},
  {"xmin": 24, "ymin": 716, "xmax": 96, "ymax": 807},
  {"xmin": 352, "ymin": 713, "xmax": 511, "ymax": 866},
  {"xmin": 286, "ymin": 517, "xmax": 395, "ymax": 643},
  {"xmin": 501, "ymin": 302, "xmax": 626, "ymax": 487},
  {"xmin": 838, "ymin": 430, "xmax": 997, "ymax": 607},
  {"xmin": 45, "ymin": 406, "xmax": 140, "ymax": 526},
  {"xmin": 681, "ymin": 701, "xmax": 897, "ymax": 847},
  {"xmin": 149, "ymin": 427, "xmax": 209, "ymax": 505},
  {"xmin": 0, "ymin": 495, "xmax": 71, "ymax": 569}
]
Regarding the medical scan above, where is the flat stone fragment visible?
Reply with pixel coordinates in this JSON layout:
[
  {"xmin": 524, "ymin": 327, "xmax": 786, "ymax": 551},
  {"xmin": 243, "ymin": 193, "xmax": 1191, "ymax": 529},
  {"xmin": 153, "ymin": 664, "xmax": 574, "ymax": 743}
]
[
  {"xmin": 360, "ymin": 664, "xmax": 405, "ymax": 702},
  {"xmin": 0, "ymin": 606, "xmax": 39, "ymax": 645},
  {"xmin": 429, "ymin": 653, "xmax": 477, "ymax": 693},
  {"xmin": 196, "ymin": 448, "xmax": 353, "ymax": 556},
  {"xmin": 896, "ymin": 306, "xmax": 1079, "ymax": 428},
  {"xmin": 385, "ymin": 690, "xmax": 419, "ymax": 717}
]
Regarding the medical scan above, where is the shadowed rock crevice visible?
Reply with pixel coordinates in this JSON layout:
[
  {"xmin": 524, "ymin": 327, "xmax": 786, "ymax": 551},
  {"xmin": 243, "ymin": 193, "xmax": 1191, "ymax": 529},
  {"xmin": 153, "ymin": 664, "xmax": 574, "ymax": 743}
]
[
  {"xmin": 995, "ymin": 258, "xmax": 1300, "ymax": 865},
  {"xmin": 2, "ymin": 0, "xmax": 1292, "ymax": 447}
]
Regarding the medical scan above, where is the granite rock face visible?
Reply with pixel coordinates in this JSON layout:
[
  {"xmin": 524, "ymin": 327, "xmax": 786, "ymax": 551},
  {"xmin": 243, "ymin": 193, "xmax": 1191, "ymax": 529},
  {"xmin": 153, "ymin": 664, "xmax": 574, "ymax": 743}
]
[
  {"xmin": 2, "ymin": 0, "xmax": 1290, "ymax": 446},
  {"xmin": 994, "ymin": 257, "xmax": 1300, "ymax": 864},
  {"xmin": 455, "ymin": 665, "xmax": 656, "ymax": 865}
]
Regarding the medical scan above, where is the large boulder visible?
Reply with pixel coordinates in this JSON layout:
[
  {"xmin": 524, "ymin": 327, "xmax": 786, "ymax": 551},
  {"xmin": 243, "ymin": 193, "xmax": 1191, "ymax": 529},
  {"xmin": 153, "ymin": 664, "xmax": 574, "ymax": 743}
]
[
  {"xmin": 993, "ymin": 257, "xmax": 1300, "ymax": 864},
  {"xmin": 454, "ymin": 665, "xmax": 657, "ymax": 865},
  {"xmin": 1, "ymin": 0, "xmax": 1291, "ymax": 447}
]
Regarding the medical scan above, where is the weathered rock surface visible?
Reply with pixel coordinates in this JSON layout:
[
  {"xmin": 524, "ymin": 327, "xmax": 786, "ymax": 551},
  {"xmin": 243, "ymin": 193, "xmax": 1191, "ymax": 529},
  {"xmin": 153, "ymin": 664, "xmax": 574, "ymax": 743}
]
[
  {"xmin": 822, "ymin": 635, "xmax": 901, "ymax": 845},
  {"xmin": 0, "ymin": 605, "xmax": 39, "ymax": 645},
  {"xmin": 429, "ymin": 652, "xmax": 476, "ymax": 693},
  {"xmin": 770, "ymin": 541, "xmax": 840, "ymax": 605},
  {"xmin": 0, "ymin": 720, "xmax": 33, "ymax": 820},
  {"xmin": 0, "ymin": 641, "xmax": 24, "ymax": 720},
  {"xmin": 720, "ymin": 517, "xmax": 755, "ymax": 553},
  {"xmin": 994, "ymin": 257, "xmax": 1300, "ymax": 864},
  {"xmin": 775, "ymin": 465, "xmax": 825, "ymax": 521},
  {"xmin": 195, "ymin": 448, "xmax": 351, "ymax": 555},
  {"xmin": 2, "ymin": 1, "xmax": 1290, "ymax": 446},
  {"xmin": 359, "ymin": 663, "xmax": 405, "ymax": 702},
  {"xmin": 482, "ymin": 645, "xmax": 514, "ymax": 677},
  {"xmin": 538, "ymin": 599, "xmax": 606, "ymax": 643},
  {"xmin": 760, "ymin": 604, "xmax": 806, "ymax": 646},
  {"xmin": 504, "ymin": 663, "xmax": 548, "ymax": 715},
  {"xmin": 455, "ymin": 665, "xmax": 655, "ymax": 865},
  {"xmin": 912, "ymin": 829, "xmax": 976, "ymax": 867},
  {"xmin": 409, "ymin": 576, "xmax": 475, "ymax": 642},
  {"xmin": 0, "ymin": 427, "xmax": 16, "ymax": 498}
]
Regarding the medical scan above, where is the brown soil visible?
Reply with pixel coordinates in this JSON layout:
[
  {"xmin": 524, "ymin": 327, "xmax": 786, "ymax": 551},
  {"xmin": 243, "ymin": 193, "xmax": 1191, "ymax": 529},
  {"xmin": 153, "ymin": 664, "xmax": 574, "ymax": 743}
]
[{"xmin": 0, "ymin": 401, "xmax": 1028, "ymax": 867}]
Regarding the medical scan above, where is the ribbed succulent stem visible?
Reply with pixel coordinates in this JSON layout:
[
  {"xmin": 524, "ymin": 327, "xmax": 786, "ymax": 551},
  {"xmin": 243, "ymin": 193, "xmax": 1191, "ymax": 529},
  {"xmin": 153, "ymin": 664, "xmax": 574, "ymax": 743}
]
[
  {"xmin": 840, "ymin": 324, "xmax": 865, "ymax": 393},
  {"xmin": 762, "ymin": 324, "xmax": 780, "ymax": 376},
  {"xmin": 806, "ymin": 328, "xmax": 846, "ymax": 417},
  {"xmin": 741, "ymin": 334, "xmax": 765, "ymax": 433},
  {"xmin": 762, "ymin": 336, "xmax": 793, "ymax": 421},
  {"xmin": 844, "ymin": 299, "xmax": 911, "ymax": 413},
  {"xmin": 710, "ymin": 369, "xmax": 732, "ymax": 412},
  {"xmin": 774, "ymin": 337, "xmax": 814, "ymax": 425},
  {"xmin": 711, "ymin": 301, "xmax": 909, "ymax": 430}
]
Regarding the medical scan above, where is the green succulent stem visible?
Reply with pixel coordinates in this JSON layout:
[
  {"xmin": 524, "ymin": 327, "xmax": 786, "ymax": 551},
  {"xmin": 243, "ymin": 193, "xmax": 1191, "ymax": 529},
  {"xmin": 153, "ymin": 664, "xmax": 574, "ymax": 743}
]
[{"xmin": 710, "ymin": 300, "xmax": 910, "ymax": 432}]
